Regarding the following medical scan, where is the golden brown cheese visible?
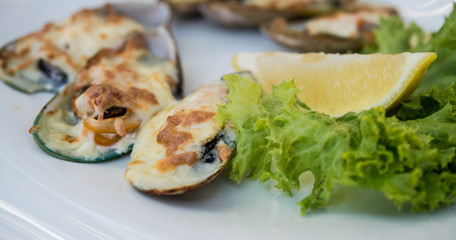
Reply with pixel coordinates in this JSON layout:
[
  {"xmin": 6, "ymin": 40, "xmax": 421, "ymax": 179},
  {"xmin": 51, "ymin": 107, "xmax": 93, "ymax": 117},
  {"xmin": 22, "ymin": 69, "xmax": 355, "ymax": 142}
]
[
  {"xmin": 155, "ymin": 152, "xmax": 198, "ymax": 173},
  {"xmin": 125, "ymin": 82, "xmax": 236, "ymax": 194},
  {"xmin": 157, "ymin": 110, "xmax": 216, "ymax": 154}
]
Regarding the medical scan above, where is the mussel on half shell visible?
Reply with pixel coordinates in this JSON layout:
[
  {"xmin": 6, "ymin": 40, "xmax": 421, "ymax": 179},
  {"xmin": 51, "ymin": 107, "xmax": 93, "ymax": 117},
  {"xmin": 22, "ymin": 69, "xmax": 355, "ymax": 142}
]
[
  {"xmin": 260, "ymin": 4, "xmax": 397, "ymax": 53},
  {"xmin": 0, "ymin": 2, "xmax": 172, "ymax": 94},
  {"xmin": 125, "ymin": 82, "xmax": 236, "ymax": 195},
  {"xmin": 30, "ymin": 4, "xmax": 181, "ymax": 163}
]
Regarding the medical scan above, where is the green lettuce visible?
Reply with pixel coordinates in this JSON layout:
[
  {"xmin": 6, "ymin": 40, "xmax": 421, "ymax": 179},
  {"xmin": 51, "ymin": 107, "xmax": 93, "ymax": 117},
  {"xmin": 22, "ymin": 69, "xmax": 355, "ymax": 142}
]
[{"xmin": 217, "ymin": 74, "xmax": 456, "ymax": 215}]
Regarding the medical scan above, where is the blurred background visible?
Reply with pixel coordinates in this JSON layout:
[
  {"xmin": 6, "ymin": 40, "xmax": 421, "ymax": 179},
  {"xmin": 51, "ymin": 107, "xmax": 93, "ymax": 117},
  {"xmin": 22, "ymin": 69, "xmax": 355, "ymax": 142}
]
[{"xmin": 0, "ymin": 0, "xmax": 453, "ymax": 94}]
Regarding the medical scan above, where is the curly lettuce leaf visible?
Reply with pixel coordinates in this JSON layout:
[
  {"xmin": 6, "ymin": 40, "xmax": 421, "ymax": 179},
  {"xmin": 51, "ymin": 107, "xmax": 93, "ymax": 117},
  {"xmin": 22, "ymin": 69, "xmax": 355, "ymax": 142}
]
[
  {"xmin": 392, "ymin": 85, "xmax": 456, "ymax": 120},
  {"xmin": 216, "ymin": 75, "xmax": 272, "ymax": 182},
  {"xmin": 217, "ymin": 74, "xmax": 456, "ymax": 215}
]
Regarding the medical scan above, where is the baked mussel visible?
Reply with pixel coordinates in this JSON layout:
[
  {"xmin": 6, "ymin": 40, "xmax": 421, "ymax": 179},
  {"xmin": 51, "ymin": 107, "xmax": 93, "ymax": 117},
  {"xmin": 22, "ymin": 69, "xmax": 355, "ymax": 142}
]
[
  {"xmin": 0, "ymin": 2, "xmax": 172, "ymax": 94},
  {"xmin": 30, "ymin": 21, "xmax": 180, "ymax": 162},
  {"xmin": 125, "ymin": 82, "xmax": 236, "ymax": 194},
  {"xmin": 261, "ymin": 5, "xmax": 397, "ymax": 52}
]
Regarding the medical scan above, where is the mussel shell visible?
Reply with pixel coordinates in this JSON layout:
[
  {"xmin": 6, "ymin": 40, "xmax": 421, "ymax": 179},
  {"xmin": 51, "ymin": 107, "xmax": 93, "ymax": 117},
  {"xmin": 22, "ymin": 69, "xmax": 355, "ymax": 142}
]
[
  {"xmin": 199, "ymin": 0, "xmax": 355, "ymax": 28},
  {"xmin": 111, "ymin": 2, "xmax": 173, "ymax": 28},
  {"xmin": 0, "ymin": 2, "xmax": 173, "ymax": 94},
  {"xmin": 260, "ymin": 5, "xmax": 398, "ymax": 53}
]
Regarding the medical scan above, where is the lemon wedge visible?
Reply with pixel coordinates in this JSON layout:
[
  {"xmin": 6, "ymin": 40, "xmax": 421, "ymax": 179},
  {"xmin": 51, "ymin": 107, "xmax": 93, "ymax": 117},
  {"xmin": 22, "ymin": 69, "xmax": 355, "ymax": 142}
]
[{"xmin": 232, "ymin": 52, "xmax": 437, "ymax": 116}]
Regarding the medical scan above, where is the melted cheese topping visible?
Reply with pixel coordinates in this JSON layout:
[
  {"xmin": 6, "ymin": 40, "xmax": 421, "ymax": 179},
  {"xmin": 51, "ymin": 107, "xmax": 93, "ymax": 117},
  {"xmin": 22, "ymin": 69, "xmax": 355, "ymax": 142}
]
[
  {"xmin": 125, "ymin": 82, "xmax": 235, "ymax": 193},
  {"xmin": 35, "ymin": 33, "xmax": 177, "ymax": 161},
  {"xmin": 0, "ymin": 5, "xmax": 143, "ymax": 83},
  {"xmin": 306, "ymin": 10, "xmax": 393, "ymax": 39}
]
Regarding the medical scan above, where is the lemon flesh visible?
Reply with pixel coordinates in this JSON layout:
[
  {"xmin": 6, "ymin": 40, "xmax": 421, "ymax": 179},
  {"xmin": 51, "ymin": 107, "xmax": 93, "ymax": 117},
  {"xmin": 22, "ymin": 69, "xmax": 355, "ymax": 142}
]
[{"xmin": 233, "ymin": 52, "xmax": 437, "ymax": 116}]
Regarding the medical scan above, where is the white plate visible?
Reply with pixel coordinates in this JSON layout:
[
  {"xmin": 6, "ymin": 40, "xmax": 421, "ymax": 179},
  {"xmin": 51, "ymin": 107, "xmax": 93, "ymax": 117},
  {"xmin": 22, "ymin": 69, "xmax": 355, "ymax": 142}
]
[{"xmin": 1, "ymin": 0, "xmax": 455, "ymax": 239}]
